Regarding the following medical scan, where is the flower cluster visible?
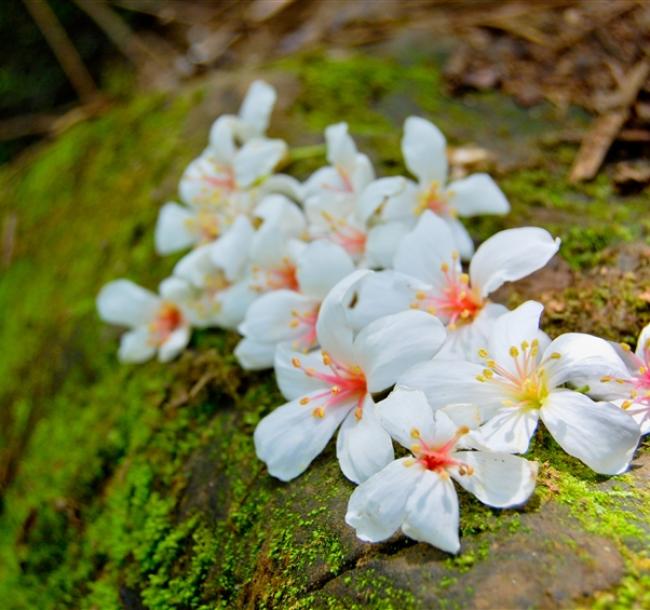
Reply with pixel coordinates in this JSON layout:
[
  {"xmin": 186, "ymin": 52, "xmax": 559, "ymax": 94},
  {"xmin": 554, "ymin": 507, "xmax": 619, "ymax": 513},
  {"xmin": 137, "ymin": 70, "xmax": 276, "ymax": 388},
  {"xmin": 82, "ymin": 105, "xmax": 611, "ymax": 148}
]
[{"xmin": 97, "ymin": 81, "xmax": 645, "ymax": 554}]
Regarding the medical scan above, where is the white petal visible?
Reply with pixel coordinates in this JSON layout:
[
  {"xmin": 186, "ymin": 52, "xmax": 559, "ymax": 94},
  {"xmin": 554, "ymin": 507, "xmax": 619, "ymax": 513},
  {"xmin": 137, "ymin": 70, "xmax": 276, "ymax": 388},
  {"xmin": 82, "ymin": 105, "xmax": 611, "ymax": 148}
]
[
  {"xmin": 347, "ymin": 270, "xmax": 423, "ymax": 331},
  {"xmin": 255, "ymin": 194, "xmax": 306, "ymax": 235},
  {"xmin": 158, "ymin": 326, "xmax": 191, "ymax": 362},
  {"xmin": 376, "ymin": 387, "xmax": 438, "ymax": 449},
  {"xmin": 274, "ymin": 345, "xmax": 329, "ymax": 400},
  {"xmin": 296, "ymin": 240, "xmax": 355, "ymax": 300},
  {"xmin": 179, "ymin": 154, "xmax": 232, "ymax": 208},
  {"xmin": 402, "ymin": 470, "xmax": 460, "ymax": 553},
  {"xmin": 351, "ymin": 154, "xmax": 375, "ymax": 194},
  {"xmin": 254, "ymin": 392, "xmax": 352, "ymax": 481},
  {"xmin": 234, "ymin": 138, "xmax": 286, "ymax": 188},
  {"xmin": 173, "ymin": 243, "xmax": 215, "ymax": 289},
  {"xmin": 234, "ymin": 337, "xmax": 277, "ymax": 370},
  {"xmin": 159, "ymin": 276, "xmax": 193, "ymax": 303},
  {"xmin": 302, "ymin": 167, "xmax": 344, "ymax": 201},
  {"xmin": 237, "ymin": 80, "xmax": 276, "ymax": 140},
  {"xmin": 635, "ymin": 323, "xmax": 650, "ymax": 361},
  {"xmin": 336, "ymin": 398, "xmax": 395, "ymax": 483},
  {"xmin": 393, "ymin": 210, "xmax": 458, "ymax": 286},
  {"xmin": 154, "ymin": 202, "xmax": 198, "ymax": 255},
  {"xmin": 97, "ymin": 279, "xmax": 159, "ymax": 327},
  {"xmin": 356, "ymin": 176, "xmax": 409, "ymax": 225},
  {"xmin": 544, "ymin": 333, "xmax": 629, "ymax": 389},
  {"xmin": 345, "ymin": 458, "xmax": 423, "ymax": 542},
  {"xmin": 364, "ymin": 221, "xmax": 411, "ymax": 269},
  {"xmin": 217, "ymin": 282, "xmax": 258, "ymax": 330},
  {"xmin": 402, "ymin": 117, "xmax": 447, "ymax": 184},
  {"xmin": 211, "ymin": 215, "xmax": 254, "ymax": 280},
  {"xmin": 470, "ymin": 227, "xmax": 560, "ymax": 297},
  {"xmin": 325, "ymin": 122, "xmax": 356, "ymax": 168},
  {"xmin": 261, "ymin": 173, "xmax": 304, "ymax": 202},
  {"xmin": 450, "ymin": 451, "xmax": 538, "ymax": 508},
  {"xmin": 240, "ymin": 290, "xmax": 317, "ymax": 343},
  {"xmin": 206, "ymin": 116, "xmax": 237, "ymax": 164},
  {"xmin": 473, "ymin": 406, "xmax": 540, "ymax": 453},
  {"xmin": 487, "ymin": 300, "xmax": 544, "ymax": 375},
  {"xmin": 446, "ymin": 174, "xmax": 510, "ymax": 217},
  {"xmin": 540, "ymin": 391, "xmax": 640, "ymax": 475},
  {"xmin": 445, "ymin": 216, "xmax": 475, "ymax": 260},
  {"xmin": 118, "ymin": 327, "xmax": 156, "ymax": 363},
  {"xmin": 316, "ymin": 269, "xmax": 370, "ymax": 364},
  {"xmin": 398, "ymin": 359, "xmax": 503, "ymax": 414},
  {"xmin": 355, "ymin": 310, "xmax": 447, "ymax": 393},
  {"xmin": 380, "ymin": 180, "xmax": 420, "ymax": 222}
]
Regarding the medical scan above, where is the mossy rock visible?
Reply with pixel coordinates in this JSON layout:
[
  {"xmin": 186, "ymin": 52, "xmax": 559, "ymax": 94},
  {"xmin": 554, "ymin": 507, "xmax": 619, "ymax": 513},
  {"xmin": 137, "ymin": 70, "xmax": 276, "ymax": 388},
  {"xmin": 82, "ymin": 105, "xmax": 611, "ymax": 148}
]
[{"xmin": 0, "ymin": 50, "xmax": 648, "ymax": 610}]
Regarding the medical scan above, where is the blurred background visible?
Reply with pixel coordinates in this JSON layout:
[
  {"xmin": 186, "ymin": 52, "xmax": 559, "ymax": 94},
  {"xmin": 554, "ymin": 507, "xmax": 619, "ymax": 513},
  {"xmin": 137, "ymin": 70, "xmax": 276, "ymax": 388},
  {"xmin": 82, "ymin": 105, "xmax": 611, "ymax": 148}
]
[{"xmin": 3, "ymin": 0, "xmax": 649, "ymax": 185}]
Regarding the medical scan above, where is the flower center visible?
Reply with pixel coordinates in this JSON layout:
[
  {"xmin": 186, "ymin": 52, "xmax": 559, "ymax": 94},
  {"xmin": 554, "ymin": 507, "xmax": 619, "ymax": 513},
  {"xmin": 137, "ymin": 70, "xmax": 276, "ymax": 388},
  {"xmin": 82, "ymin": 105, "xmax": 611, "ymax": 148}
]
[
  {"xmin": 476, "ymin": 341, "xmax": 559, "ymax": 411},
  {"xmin": 408, "ymin": 425, "xmax": 473, "ymax": 475},
  {"xmin": 253, "ymin": 258, "xmax": 299, "ymax": 292},
  {"xmin": 293, "ymin": 351, "xmax": 367, "ymax": 420},
  {"xmin": 321, "ymin": 211, "xmax": 367, "ymax": 257},
  {"xmin": 288, "ymin": 305, "xmax": 319, "ymax": 351},
  {"xmin": 410, "ymin": 256, "xmax": 484, "ymax": 328},
  {"xmin": 150, "ymin": 303, "xmax": 183, "ymax": 345},
  {"xmin": 415, "ymin": 181, "xmax": 450, "ymax": 216}
]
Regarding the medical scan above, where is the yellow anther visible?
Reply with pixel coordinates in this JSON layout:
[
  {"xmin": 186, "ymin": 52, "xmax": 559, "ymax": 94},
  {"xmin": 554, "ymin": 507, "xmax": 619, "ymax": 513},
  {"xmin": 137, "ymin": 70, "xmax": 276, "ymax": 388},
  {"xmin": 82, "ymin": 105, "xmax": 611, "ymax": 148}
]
[
  {"xmin": 292, "ymin": 357, "xmax": 302, "ymax": 368},
  {"xmin": 448, "ymin": 322, "xmax": 457, "ymax": 331},
  {"xmin": 509, "ymin": 346, "xmax": 520, "ymax": 358},
  {"xmin": 410, "ymin": 302, "xmax": 421, "ymax": 309},
  {"xmin": 410, "ymin": 443, "xmax": 421, "ymax": 454},
  {"xmin": 620, "ymin": 342, "xmax": 631, "ymax": 352},
  {"xmin": 459, "ymin": 291, "xmax": 467, "ymax": 299},
  {"xmin": 460, "ymin": 309, "xmax": 471, "ymax": 319},
  {"xmin": 483, "ymin": 369, "xmax": 494, "ymax": 378},
  {"xmin": 451, "ymin": 250, "xmax": 460, "ymax": 261},
  {"xmin": 502, "ymin": 399, "xmax": 514, "ymax": 407},
  {"xmin": 426, "ymin": 306, "xmax": 437, "ymax": 315},
  {"xmin": 355, "ymin": 407, "xmax": 363, "ymax": 421},
  {"xmin": 289, "ymin": 319, "xmax": 299, "ymax": 328},
  {"xmin": 478, "ymin": 348, "xmax": 488, "ymax": 359},
  {"xmin": 475, "ymin": 374, "xmax": 486, "ymax": 383},
  {"xmin": 621, "ymin": 400, "xmax": 633, "ymax": 410},
  {"xmin": 615, "ymin": 378, "xmax": 626, "ymax": 385},
  {"xmin": 331, "ymin": 385, "xmax": 341, "ymax": 394},
  {"xmin": 312, "ymin": 407, "xmax": 325, "ymax": 418},
  {"xmin": 550, "ymin": 352, "xmax": 561, "ymax": 360},
  {"xmin": 322, "ymin": 352, "xmax": 331, "ymax": 365},
  {"xmin": 458, "ymin": 425, "xmax": 470, "ymax": 435},
  {"xmin": 600, "ymin": 376, "xmax": 612, "ymax": 383},
  {"xmin": 459, "ymin": 273, "xmax": 469, "ymax": 285},
  {"xmin": 415, "ymin": 291, "xmax": 427, "ymax": 300},
  {"xmin": 531, "ymin": 339, "xmax": 539, "ymax": 348},
  {"xmin": 403, "ymin": 458, "xmax": 416, "ymax": 467},
  {"xmin": 440, "ymin": 262, "xmax": 449, "ymax": 273},
  {"xmin": 410, "ymin": 428, "xmax": 421, "ymax": 439},
  {"xmin": 521, "ymin": 340, "xmax": 529, "ymax": 350},
  {"xmin": 640, "ymin": 366, "xmax": 648, "ymax": 375},
  {"xmin": 631, "ymin": 389, "xmax": 638, "ymax": 398},
  {"xmin": 299, "ymin": 397, "xmax": 310, "ymax": 405},
  {"xmin": 486, "ymin": 359, "xmax": 497, "ymax": 368}
]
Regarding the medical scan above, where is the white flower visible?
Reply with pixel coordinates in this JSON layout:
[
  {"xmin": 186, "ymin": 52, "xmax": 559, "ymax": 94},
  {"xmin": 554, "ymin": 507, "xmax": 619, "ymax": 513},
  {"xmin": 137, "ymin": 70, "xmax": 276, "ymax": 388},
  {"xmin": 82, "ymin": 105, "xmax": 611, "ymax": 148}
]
[
  {"xmin": 350, "ymin": 211, "xmax": 560, "ymax": 359},
  {"xmin": 235, "ymin": 239, "xmax": 355, "ymax": 370},
  {"xmin": 345, "ymin": 388, "xmax": 538, "ymax": 554},
  {"xmin": 97, "ymin": 278, "xmax": 193, "ymax": 363},
  {"xmin": 303, "ymin": 123, "xmax": 410, "ymax": 266},
  {"xmin": 254, "ymin": 271, "xmax": 447, "ymax": 483},
  {"xmin": 399, "ymin": 301, "xmax": 641, "ymax": 474},
  {"xmin": 375, "ymin": 117, "xmax": 510, "ymax": 259},
  {"xmin": 171, "ymin": 216, "xmax": 257, "ymax": 329},
  {"xmin": 584, "ymin": 324, "xmax": 650, "ymax": 434}
]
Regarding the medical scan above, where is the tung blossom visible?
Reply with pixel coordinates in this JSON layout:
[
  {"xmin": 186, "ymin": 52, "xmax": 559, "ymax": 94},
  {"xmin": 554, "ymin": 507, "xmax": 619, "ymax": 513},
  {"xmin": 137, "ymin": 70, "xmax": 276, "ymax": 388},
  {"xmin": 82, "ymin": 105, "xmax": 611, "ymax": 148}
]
[
  {"xmin": 398, "ymin": 301, "xmax": 641, "ymax": 474},
  {"xmin": 254, "ymin": 271, "xmax": 447, "ymax": 483},
  {"xmin": 584, "ymin": 323, "xmax": 650, "ymax": 434},
  {"xmin": 350, "ymin": 211, "xmax": 560, "ymax": 359},
  {"xmin": 303, "ymin": 123, "xmax": 410, "ymax": 266},
  {"xmin": 235, "ymin": 239, "xmax": 355, "ymax": 370},
  {"xmin": 373, "ymin": 116, "xmax": 510, "ymax": 259},
  {"xmin": 346, "ymin": 388, "xmax": 538, "ymax": 554},
  {"xmin": 97, "ymin": 278, "xmax": 192, "ymax": 363}
]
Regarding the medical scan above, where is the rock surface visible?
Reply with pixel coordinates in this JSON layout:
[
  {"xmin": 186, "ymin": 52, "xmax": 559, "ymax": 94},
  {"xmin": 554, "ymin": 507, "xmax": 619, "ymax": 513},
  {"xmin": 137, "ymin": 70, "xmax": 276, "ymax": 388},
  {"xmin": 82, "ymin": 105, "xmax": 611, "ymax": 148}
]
[{"xmin": 0, "ymin": 46, "xmax": 648, "ymax": 610}]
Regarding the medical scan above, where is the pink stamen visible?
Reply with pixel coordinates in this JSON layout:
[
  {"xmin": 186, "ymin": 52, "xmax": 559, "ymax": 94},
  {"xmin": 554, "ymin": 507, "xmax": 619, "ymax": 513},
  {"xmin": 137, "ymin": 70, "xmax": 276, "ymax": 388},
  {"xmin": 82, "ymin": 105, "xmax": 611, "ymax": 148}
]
[
  {"xmin": 290, "ymin": 305, "xmax": 319, "ymax": 351},
  {"xmin": 412, "ymin": 426, "xmax": 472, "ymax": 474},
  {"xmin": 330, "ymin": 224, "xmax": 367, "ymax": 256},
  {"xmin": 294, "ymin": 352, "xmax": 367, "ymax": 419}
]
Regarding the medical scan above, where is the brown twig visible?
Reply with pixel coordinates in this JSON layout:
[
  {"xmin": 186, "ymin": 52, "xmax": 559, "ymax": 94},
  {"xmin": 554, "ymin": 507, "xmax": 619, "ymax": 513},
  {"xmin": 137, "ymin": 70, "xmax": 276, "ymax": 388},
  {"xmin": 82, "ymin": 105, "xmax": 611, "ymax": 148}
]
[{"xmin": 21, "ymin": 0, "xmax": 99, "ymax": 104}]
